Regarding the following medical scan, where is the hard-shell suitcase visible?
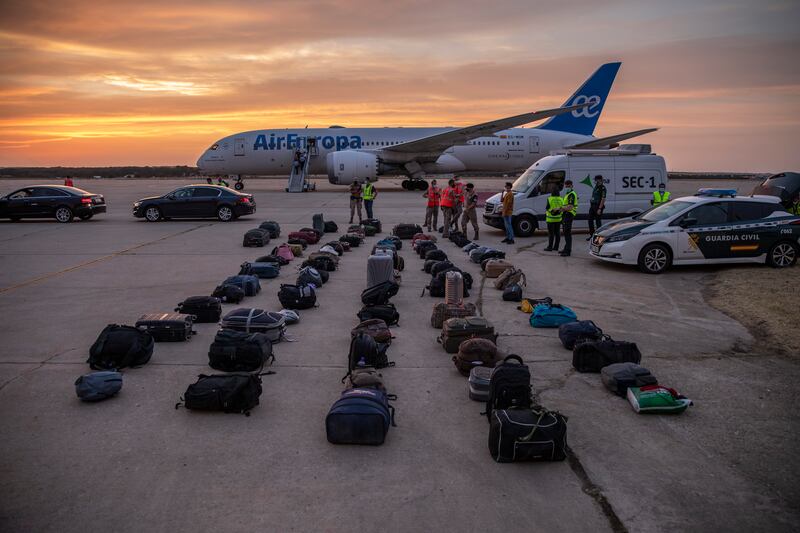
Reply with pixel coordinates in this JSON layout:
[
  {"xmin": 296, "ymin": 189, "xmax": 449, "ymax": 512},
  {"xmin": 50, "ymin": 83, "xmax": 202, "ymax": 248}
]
[
  {"xmin": 438, "ymin": 316, "xmax": 497, "ymax": 354},
  {"xmin": 176, "ymin": 296, "xmax": 222, "ymax": 323},
  {"xmin": 313, "ymin": 213, "xmax": 326, "ymax": 235},
  {"xmin": 220, "ymin": 308, "xmax": 287, "ymax": 342},
  {"xmin": 367, "ymin": 253, "xmax": 395, "ymax": 288},
  {"xmin": 135, "ymin": 313, "xmax": 195, "ymax": 342},
  {"xmin": 488, "ymin": 407, "xmax": 568, "ymax": 463},
  {"xmin": 469, "ymin": 366, "xmax": 492, "ymax": 401}
]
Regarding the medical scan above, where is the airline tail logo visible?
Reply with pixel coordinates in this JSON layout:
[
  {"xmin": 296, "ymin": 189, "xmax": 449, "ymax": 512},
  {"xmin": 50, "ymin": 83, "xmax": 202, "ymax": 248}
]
[{"xmin": 571, "ymin": 95, "xmax": 602, "ymax": 118}]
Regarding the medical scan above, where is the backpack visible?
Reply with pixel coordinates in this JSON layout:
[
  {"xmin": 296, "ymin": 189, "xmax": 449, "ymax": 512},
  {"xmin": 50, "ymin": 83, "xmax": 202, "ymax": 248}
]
[
  {"xmin": 326, "ymin": 388, "xmax": 396, "ymax": 445},
  {"xmin": 351, "ymin": 319, "xmax": 394, "ymax": 345},
  {"xmin": 486, "ymin": 354, "xmax": 532, "ymax": 420},
  {"xmin": 222, "ymin": 275, "xmax": 261, "ymax": 297},
  {"xmin": 430, "ymin": 260, "xmax": 454, "ymax": 277},
  {"xmin": 208, "ymin": 330, "xmax": 274, "ymax": 372},
  {"xmin": 558, "ymin": 320, "xmax": 603, "ymax": 350},
  {"xmin": 347, "ymin": 332, "xmax": 393, "ymax": 373},
  {"xmin": 219, "ymin": 308, "xmax": 287, "ymax": 342},
  {"xmin": 393, "ymin": 223, "xmax": 422, "ymax": 239},
  {"xmin": 212, "ymin": 284, "xmax": 245, "ymax": 304},
  {"xmin": 601, "ymin": 363, "xmax": 658, "ymax": 396},
  {"xmin": 176, "ymin": 295, "xmax": 223, "ymax": 322},
  {"xmin": 177, "ymin": 373, "xmax": 269, "ymax": 416},
  {"xmin": 302, "ymin": 256, "xmax": 336, "ymax": 272},
  {"xmin": 324, "ymin": 220, "xmax": 338, "ymax": 233},
  {"xmin": 357, "ymin": 303, "xmax": 400, "ymax": 326},
  {"xmin": 272, "ymin": 243, "xmax": 295, "ymax": 262},
  {"xmin": 469, "ymin": 247, "xmax": 490, "ymax": 263},
  {"xmin": 75, "ymin": 371, "xmax": 123, "ymax": 402},
  {"xmin": 319, "ymin": 244, "xmax": 339, "ymax": 256},
  {"xmin": 277, "ymin": 309, "xmax": 300, "ymax": 324},
  {"xmin": 243, "ymin": 228, "xmax": 269, "ymax": 247},
  {"xmin": 259, "ymin": 220, "xmax": 281, "ymax": 238},
  {"xmin": 453, "ymin": 338, "xmax": 498, "ymax": 376},
  {"xmin": 502, "ymin": 283, "xmax": 523, "ymax": 302},
  {"xmin": 363, "ymin": 218, "xmax": 383, "ymax": 233},
  {"xmin": 530, "ymin": 303, "xmax": 577, "ymax": 328},
  {"xmin": 425, "ymin": 249, "xmax": 448, "ymax": 262},
  {"xmin": 452, "ymin": 234, "xmax": 471, "ymax": 248},
  {"xmin": 297, "ymin": 266, "xmax": 323, "ymax": 287},
  {"xmin": 463, "ymin": 242, "xmax": 480, "ymax": 253},
  {"xmin": 416, "ymin": 241, "xmax": 438, "ymax": 258},
  {"xmin": 88, "ymin": 325, "xmax": 154, "ymax": 370},
  {"xmin": 339, "ymin": 234, "xmax": 362, "ymax": 247},
  {"xmin": 256, "ymin": 254, "xmax": 289, "ymax": 266},
  {"xmin": 488, "ymin": 407, "xmax": 568, "ymax": 462},
  {"xmin": 361, "ymin": 224, "xmax": 378, "ymax": 237},
  {"xmin": 323, "ymin": 241, "xmax": 345, "ymax": 255},
  {"xmin": 480, "ymin": 250, "xmax": 506, "ymax": 262},
  {"xmin": 299, "ymin": 228, "xmax": 322, "ymax": 243},
  {"xmin": 361, "ymin": 280, "xmax": 399, "ymax": 306},
  {"xmin": 494, "ymin": 267, "xmax": 526, "ymax": 290},
  {"xmin": 423, "ymin": 259, "xmax": 439, "ymax": 274},
  {"xmin": 344, "ymin": 367, "xmax": 386, "ymax": 391},
  {"xmin": 572, "ymin": 336, "xmax": 642, "ymax": 373},
  {"xmin": 287, "ymin": 238, "xmax": 308, "ymax": 249},
  {"xmin": 278, "ymin": 284, "xmax": 317, "ymax": 310},
  {"xmin": 239, "ymin": 261, "xmax": 280, "ymax": 279}
]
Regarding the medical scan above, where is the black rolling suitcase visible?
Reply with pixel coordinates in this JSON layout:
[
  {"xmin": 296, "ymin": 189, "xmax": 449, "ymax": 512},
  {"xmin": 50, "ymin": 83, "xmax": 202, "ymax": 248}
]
[
  {"xmin": 313, "ymin": 213, "xmax": 326, "ymax": 235},
  {"xmin": 176, "ymin": 296, "xmax": 222, "ymax": 323},
  {"xmin": 135, "ymin": 313, "xmax": 195, "ymax": 342}
]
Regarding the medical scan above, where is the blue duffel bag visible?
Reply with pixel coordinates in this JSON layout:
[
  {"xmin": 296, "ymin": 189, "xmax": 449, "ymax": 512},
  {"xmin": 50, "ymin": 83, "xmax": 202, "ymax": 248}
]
[
  {"xmin": 530, "ymin": 303, "xmax": 577, "ymax": 328},
  {"xmin": 224, "ymin": 275, "xmax": 261, "ymax": 296},
  {"xmin": 75, "ymin": 371, "xmax": 123, "ymax": 402},
  {"xmin": 326, "ymin": 388, "xmax": 396, "ymax": 445},
  {"xmin": 240, "ymin": 261, "xmax": 280, "ymax": 279}
]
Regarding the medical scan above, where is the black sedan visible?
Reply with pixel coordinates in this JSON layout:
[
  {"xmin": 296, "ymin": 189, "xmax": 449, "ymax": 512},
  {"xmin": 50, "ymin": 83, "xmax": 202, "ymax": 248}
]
[
  {"xmin": 132, "ymin": 185, "xmax": 255, "ymax": 222},
  {"xmin": 0, "ymin": 185, "xmax": 106, "ymax": 223}
]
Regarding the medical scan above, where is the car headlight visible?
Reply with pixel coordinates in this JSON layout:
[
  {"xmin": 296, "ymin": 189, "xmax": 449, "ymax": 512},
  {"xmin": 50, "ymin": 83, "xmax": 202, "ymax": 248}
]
[
  {"xmin": 606, "ymin": 233, "xmax": 635, "ymax": 243},
  {"xmin": 133, "ymin": 202, "xmax": 141, "ymax": 208}
]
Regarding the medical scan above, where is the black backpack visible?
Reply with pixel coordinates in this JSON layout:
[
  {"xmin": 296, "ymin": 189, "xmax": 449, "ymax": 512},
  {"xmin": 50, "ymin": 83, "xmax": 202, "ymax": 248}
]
[
  {"xmin": 208, "ymin": 330, "xmax": 274, "ymax": 372},
  {"xmin": 278, "ymin": 284, "xmax": 317, "ymax": 310},
  {"xmin": 88, "ymin": 324, "xmax": 155, "ymax": 370},
  {"xmin": 313, "ymin": 213, "xmax": 325, "ymax": 235},
  {"xmin": 259, "ymin": 221, "xmax": 281, "ymax": 238},
  {"xmin": 177, "ymin": 373, "xmax": 271, "ymax": 416},
  {"xmin": 558, "ymin": 321, "xmax": 604, "ymax": 350},
  {"xmin": 324, "ymin": 220, "xmax": 338, "ymax": 233},
  {"xmin": 346, "ymin": 333, "xmax": 394, "ymax": 377},
  {"xmin": 416, "ymin": 241, "xmax": 437, "ymax": 258},
  {"xmin": 212, "ymin": 283, "xmax": 245, "ymax": 304},
  {"xmin": 339, "ymin": 234, "xmax": 361, "ymax": 247},
  {"xmin": 297, "ymin": 267, "xmax": 324, "ymax": 287},
  {"xmin": 357, "ymin": 303, "xmax": 400, "ymax": 326},
  {"xmin": 486, "ymin": 354, "xmax": 532, "ymax": 420},
  {"xmin": 363, "ymin": 218, "xmax": 383, "ymax": 233},
  {"xmin": 502, "ymin": 283, "xmax": 523, "ymax": 302},
  {"xmin": 453, "ymin": 234, "xmax": 471, "ymax": 248},
  {"xmin": 425, "ymin": 249, "xmax": 448, "ymax": 262},
  {"xmin": 361, "ymin": 281, "xmax": 399, "ymax": 306},
  {"xmin": 302, "ymin": 256, "xmax": 336, "ymax": 272},
  {"xmin": 423, "ymin": 259, "xmax": 440, "ymax": 274},
  {"xmin": 430, "ymin": 260, "xmax": 454, "ymax": 277}
]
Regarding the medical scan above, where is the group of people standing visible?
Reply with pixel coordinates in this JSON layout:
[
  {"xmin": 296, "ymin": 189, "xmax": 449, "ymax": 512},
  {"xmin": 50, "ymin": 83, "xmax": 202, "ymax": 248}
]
[
  {"xmin": 422, "ymin": 176, "xmax": 479, "ymax": 240},
  {"xmin": 348, "ymin": 180, "xmax": 377, "ymax": 223}
]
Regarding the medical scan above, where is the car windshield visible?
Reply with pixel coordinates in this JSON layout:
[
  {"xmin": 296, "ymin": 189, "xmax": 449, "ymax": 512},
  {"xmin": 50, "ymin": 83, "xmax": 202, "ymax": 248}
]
[
  {"xmin": 634, "ymin": 200, "xmax": 693, "ymax": 222},
  {"xmin": 512, "ymin": 169, "xmax": 544, "ymax": 193}
]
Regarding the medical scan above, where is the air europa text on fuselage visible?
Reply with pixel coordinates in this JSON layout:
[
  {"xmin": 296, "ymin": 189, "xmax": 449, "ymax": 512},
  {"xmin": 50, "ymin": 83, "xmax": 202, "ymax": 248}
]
[{"xmin": 253, "ymin": 133, "xmax": 363, "ymax": 151}]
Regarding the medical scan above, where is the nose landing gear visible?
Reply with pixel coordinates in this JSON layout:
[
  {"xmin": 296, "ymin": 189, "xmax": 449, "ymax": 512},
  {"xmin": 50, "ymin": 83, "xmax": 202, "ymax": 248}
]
[{"xmin": 401, "ymin": 179, "xmax": 428, "ymax": 191}]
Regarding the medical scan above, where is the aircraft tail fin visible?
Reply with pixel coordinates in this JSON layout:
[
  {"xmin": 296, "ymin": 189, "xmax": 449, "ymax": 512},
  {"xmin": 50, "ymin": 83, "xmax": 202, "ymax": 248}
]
[{"xmin": 539, "ymin": 62, "xmax": 621, "ymax": 136}]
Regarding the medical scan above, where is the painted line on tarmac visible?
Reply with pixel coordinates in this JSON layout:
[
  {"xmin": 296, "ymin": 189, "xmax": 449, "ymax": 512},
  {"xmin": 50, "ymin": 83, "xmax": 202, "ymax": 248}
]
[
  {"xmin": 0, "ymin": 224, "xmax": 66, "ymax": 243},
  {"xmin": 0, "ymin": 223, "xmax": 212, "ymax": 294}
]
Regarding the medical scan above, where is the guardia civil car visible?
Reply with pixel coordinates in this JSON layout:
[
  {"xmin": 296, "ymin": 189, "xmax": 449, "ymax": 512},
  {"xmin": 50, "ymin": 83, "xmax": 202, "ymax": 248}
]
[{"xmin": 589, "ymin": 189, "xmax": 800, "ymax": 274}]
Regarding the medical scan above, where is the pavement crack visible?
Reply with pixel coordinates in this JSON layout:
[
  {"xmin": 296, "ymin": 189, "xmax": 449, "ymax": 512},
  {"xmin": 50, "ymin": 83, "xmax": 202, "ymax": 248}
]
[
  {"xmin": 0, "ymin": 348, "xmax": 77, "ymax": 392},
  {"xmin": 566, "ymin": 446, "xmax": 629, "ymax": 533}
]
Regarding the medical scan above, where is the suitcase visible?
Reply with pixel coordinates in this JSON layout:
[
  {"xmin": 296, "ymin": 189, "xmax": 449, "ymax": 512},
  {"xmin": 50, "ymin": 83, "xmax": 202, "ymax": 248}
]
[
  {"xmin": 175, "ymin": 296, "xmax": 222, "ymax": 323},
  {"xmin": 313, "ymin": 213, "xmax": 326, "ymax": 235},
  {"xmin": 135, "ymin": 313, "xmax": 195, "ymax": 342},
  {"xmin": 469, "ymin": 366, "xmax": 492, "ymax": 401},
  {"xmin": 445, "ymin": 271, "xmax": 464, "ymax": 305},
  {"xmin": 223, "ymin": 275, "xmax": 261, "ymax": 297},
  {"xmin": 243, "ymin": 228, "xmax": 270, "ymax": 247},
  {"xmin": 430, "ymin": 301, "xmax": 477, "ymax": 329},
  {"xmin": 438, "ymin": 316, "xmax": 497, "ymax": 353},
  {"xmin": 484, "ymin": 259, "xmax": 514, "ymax": 278},
  {"xmin": 367, "ymin": 253, "xmax": 394, "ymax": 288},
  {"xmin": 362, "ymin": 218, "xmax": 382, "ymax": 233},
  {"xmin": 212, "ymin": 283, "xmax": 245, "ymax": 304},
  {"xmin": 393, "ymin": 223, "xmax": 423, "ymax": 239},
  {"xmin": 601, "ymin": 362, "xmax": 657, "ymax": 396},
  {"xmin": 220, "ymin": 308, "xmax": 287, "ymax": 342}
]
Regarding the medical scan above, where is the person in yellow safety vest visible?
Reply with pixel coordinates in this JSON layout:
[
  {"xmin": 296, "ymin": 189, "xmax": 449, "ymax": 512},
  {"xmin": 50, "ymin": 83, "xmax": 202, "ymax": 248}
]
[
  {"xmin": 439, "ymin": 179, "xmax": 456, "ymax": 238},
  {"xmin": 559, "ymin": 180, "xmax": 578, "ymax": 256},
  {"xmin": 789, "ymin": 193, "xmax": 800, "ymax": 215},
  {"xmin": 651, "ymin": 183, "xmax": 671, "ymax": 206},
  {"xmin": 544, "ymin": 190, "xmax": 564, "ymax": 252},
  {"xmin": 362, "ymin": 181, "xmax": 377, "ymax": 219}
]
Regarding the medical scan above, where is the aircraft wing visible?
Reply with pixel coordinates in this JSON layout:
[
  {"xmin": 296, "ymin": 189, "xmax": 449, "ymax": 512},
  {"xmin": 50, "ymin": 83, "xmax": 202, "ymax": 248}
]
[
  {"xmin": 564, "ymin": 128, "xmax": 658, "ymax": 149},
  {"xmin": 383, "ymin": 103, "xmax": 591, "ymax": 154}
]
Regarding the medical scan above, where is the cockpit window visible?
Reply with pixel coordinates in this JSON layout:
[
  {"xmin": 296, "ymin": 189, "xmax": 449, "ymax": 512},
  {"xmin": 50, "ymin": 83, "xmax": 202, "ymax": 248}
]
[{"xmin": 209, "ymin": 143, "xmax": 219, "ymax": 151}]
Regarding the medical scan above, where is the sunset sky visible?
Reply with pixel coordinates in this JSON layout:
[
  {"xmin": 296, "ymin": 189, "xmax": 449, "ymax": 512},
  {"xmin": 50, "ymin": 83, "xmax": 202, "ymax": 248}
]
[{"xmin": 1, "ymin": 0, "xmax": 798, "ymax": 171}]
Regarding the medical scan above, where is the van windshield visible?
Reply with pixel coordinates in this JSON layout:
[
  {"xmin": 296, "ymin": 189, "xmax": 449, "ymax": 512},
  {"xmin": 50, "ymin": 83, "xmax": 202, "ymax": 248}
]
[
  {"xmin": 512, "ymin": 169, "xmax": 544, "ymax": 193},
  {"xmin": 634, "ymin": 200, "xmax": 693, "ymax": 222}
]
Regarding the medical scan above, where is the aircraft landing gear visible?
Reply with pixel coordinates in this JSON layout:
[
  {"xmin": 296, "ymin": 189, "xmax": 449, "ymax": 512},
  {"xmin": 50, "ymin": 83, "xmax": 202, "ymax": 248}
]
[
  {"xmin": 233, "ymin": 175, "xmax": 244, "ymax": 190},
  {"xmin": 401, "ymin": 179, "xmax": 427, "ymax": 191}
]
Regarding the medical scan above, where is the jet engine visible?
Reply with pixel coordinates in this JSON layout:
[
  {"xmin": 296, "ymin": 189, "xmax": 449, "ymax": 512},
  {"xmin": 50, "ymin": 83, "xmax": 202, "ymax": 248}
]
[{"xmin": 327, "ymin": 151, "xmax": 379, "ymax": 185}]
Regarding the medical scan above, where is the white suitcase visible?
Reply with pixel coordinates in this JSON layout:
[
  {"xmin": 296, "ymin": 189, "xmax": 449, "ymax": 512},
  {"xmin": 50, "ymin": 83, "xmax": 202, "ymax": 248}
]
[{"xmin": 367, "ymin": 253, "xmax": 394, "ymax": 288}]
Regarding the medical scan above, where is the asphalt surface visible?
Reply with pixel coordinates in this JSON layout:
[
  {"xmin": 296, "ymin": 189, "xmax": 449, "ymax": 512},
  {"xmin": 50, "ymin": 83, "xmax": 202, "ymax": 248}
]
[{"xmin": 0, "ymin": 177, "xmax": 797, "ymax": 533}]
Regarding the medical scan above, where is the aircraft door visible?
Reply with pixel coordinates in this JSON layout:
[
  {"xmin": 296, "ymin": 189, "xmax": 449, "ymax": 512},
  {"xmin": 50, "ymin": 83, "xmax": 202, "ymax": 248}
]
[
  {"xmin": 529, "ymin": 136, "xmax": 540, "ymax": 154},
  {"xmin": 234, "ymin": 137, "xmax": 245, "ymax": 156}
]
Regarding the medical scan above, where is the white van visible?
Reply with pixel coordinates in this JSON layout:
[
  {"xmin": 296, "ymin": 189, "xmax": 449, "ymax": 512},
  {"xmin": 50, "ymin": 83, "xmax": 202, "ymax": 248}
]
[{"xmin": 483, "ymin": 145, "xmax": 668, "ymax": 237}]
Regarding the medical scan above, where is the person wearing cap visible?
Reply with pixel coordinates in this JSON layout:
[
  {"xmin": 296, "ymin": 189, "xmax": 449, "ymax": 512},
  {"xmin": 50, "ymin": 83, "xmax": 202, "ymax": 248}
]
[
  {"xmin": 587, "ymin": 174, "xmax": 607, "ymax": 239},
  {"xmin": 651, "ymin": 183, "xmax": 671, "ymax": 207},
  {"xmin": 460, "ymin": 182, "xmax": 479, "ymax": 240},
  {"xmin": 439, "ymin": 179, "xmax": 456, "ymax": 238},
  {"xmin": 500, "ymin": 182, "xmax": 515, "ymax": 244},
  {"xmin": 362, "ymin": 181, "xmax": 377, "ymax": 219},
  {"xmin": 349, "ymin": 180, "xmax": 363, "ymax": 223},
  {"xmin": 560, "ymin": 180, "xmax": 578, "ymax": 256},
  {"xmin": 423, "ymin": 179, "xmax": 440, "ymax": 232}
]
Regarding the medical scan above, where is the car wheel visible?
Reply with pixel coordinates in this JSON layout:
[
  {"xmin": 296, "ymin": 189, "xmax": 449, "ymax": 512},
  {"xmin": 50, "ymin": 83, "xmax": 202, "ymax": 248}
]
[
  {"xmin": 234, "ymin": 182, "xmax": 244, "ymax": 191},
  {"xmin": 512, "ymin": 214, "xmax": 536, "ymax": 238},
  {"xmin": 637, "ymin": 243, "xmax": 672, "ymax": 274},
  {"xmin": 144, "ymin": 206, "xmax": 162, "ymax": 222},
  {"xmin": 55, "ymin": 206, "xmax": 74, "ymax": 223},
  {"xmin": 766, "ymin": 241, "xmax": 797, "ymax": 268},
  {"xmin": 79, "ymin": 213, "xmax": 93, "ymax": 221},
  {"xmin": 217, "ymin": 205, "xmax": 234, "ymax": 221}
]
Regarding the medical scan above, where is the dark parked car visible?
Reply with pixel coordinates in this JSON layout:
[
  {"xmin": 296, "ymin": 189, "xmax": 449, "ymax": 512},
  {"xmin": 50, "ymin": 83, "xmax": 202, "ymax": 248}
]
[
  {"xmin": 0, "ymin": 185, "xmax": 106, "ymax": 223},
  {"xmin": 132, "ymin": 185, "xmax": 255, "ymax": 222}
]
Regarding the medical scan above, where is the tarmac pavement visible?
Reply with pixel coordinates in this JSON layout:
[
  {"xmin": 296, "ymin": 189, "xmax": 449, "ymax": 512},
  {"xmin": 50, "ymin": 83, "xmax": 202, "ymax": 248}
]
[{"xmin": 0, "ymin": 177, "xmax": 797, "ymax": 532}]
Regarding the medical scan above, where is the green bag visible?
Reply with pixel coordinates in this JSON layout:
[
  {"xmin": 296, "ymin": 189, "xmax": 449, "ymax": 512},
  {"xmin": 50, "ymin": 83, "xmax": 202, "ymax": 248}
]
[{"xmin": 627, "ymin": 385, "xmax": 692, "ymax": 414}]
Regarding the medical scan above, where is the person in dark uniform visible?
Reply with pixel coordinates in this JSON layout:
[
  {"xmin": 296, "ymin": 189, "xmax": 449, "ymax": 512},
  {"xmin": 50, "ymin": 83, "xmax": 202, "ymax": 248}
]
[{"xmin": 587, "ymin": 174, "xmax": 607, "ymax": 239}]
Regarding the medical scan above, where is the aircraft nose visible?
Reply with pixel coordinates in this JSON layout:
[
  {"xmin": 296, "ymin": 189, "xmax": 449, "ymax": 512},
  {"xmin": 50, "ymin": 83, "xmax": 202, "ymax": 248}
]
[{"xmin": 196, "ymin": 153, "xmax": 207, "ymax": 173}]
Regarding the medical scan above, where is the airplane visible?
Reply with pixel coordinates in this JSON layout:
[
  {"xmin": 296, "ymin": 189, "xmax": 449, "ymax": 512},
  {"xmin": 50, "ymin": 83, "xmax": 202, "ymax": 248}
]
[{"xmin": 196, "ymin": 62, "xmax": 657, "ymax": 191}]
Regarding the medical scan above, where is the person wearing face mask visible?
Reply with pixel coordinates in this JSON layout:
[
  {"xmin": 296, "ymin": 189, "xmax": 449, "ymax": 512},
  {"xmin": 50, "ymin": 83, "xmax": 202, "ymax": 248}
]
[
  {"xmin": 651, "ymin": 183, "xmax": 671, "ymax": 206},
  {"xmin": 560, "ymin": 180, "xmax": 578, "ymax": 256}
]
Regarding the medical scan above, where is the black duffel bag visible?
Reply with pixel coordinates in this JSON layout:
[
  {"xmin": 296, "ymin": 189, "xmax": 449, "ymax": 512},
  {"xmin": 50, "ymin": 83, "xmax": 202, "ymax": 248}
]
[
  {"xmin": 488, "ymin": 407, "xmax": 568, "ymax": 463},
  {"xmin": 572, "ymin": 336, "xmax": 642, "ymax": 373},
  {"xmin": 177, "ymin": 373, "xmax": 271, "ymax": 416},
  {"xmin": 208, "ymin": 330, "xmax": 274, "ymax": 372},
  {"xmin": 278, "ymin": 284, "xmax": 317, "ymax": 310},
  {"xmin": 361, "ymin": 280, "xmax": 399, "ymax": 306},
  {"xmin": 88, "ymin": 324, "xmax": 154, "ymax": 370},
  {"xmin": 357, "ymin": 303, "xmax": 400, "ymax": 326},
  {"xmin": 558, "ymin": 320, "xmax": 603, "ymax": 350}
]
